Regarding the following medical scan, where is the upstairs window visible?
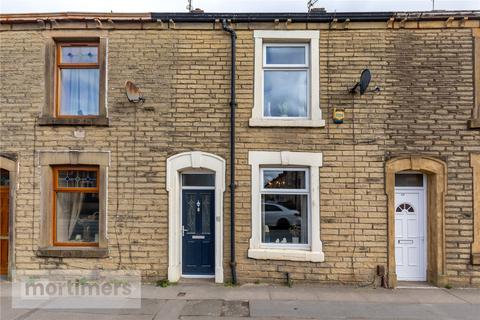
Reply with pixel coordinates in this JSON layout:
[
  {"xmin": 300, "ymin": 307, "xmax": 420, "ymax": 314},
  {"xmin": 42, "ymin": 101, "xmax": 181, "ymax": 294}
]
[
  {"xmin": 251, "ymin": 30, "xmax": 324, "ymax": 127},
  {"xmin": 263, "ymin": 44, "xmax": 309, "ymax": 118},
  {"xmin": 56, "ymin": 43, "xmax": 100, "ymax": 117},
  {"xmin": 471, "ymin": 29, "xmax": 480, "ymax": 129},
  {"xmin": 40, "ymin": 37, "xmax": 108, "ymax": 126}
]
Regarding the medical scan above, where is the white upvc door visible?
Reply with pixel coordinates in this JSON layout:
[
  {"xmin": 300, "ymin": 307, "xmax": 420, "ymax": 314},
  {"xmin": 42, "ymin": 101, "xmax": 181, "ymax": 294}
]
[{"xmin": 394, "ymin": 187, "xmax": 426, "ymax": 281}]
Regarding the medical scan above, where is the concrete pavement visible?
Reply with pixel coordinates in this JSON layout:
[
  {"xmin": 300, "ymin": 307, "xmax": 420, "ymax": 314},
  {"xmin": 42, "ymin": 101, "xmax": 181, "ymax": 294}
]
[{"xmin": 1, "ymin": 280, "xmax": 479, "ymax": 319}]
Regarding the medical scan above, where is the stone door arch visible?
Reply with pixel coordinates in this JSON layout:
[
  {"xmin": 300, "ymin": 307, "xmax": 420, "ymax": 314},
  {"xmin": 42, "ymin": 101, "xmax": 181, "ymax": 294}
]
[
  {"xmin": 386, "ymin": 156, "xmax": 447, "ymax": 287},
  {"xmin": 166, "ymin": 151, "xmax": 226, "ymax": 283}
]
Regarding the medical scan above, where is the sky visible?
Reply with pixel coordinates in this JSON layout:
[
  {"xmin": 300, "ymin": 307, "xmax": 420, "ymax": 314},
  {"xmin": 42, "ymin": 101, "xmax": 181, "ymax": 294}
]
[{"xmin": 0, "ymin": 0, "xmax": 479, "ymax": 14}]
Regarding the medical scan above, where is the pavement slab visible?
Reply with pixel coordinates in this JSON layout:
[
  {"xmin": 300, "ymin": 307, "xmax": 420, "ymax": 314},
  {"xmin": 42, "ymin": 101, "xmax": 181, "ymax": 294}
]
[
  {"xmin": 268, "ymin": 286, "xmax": 320, "ymax": 301},
  {"xmin": 250, "ymin": 300, "xmax": 480, "ymax": 320},
  {"xmin": 222, "ymin": 285, "xmax": 271, "ymax": 301},
  {"xmin": 221, "ymin": 300, "xmax": 250, "ymax": 317},
  {"xmin": 392, "ymin": 288, "xmax": 467, "ymax": 304},
  {"xmin": 0, "ymin": 296, "xmax": 34, "ymax": 320},
  {"xmin": 442, "ymin": 289, "xmax": 480, "ymax": 304},
  {"xmin": 153, "ymin": 300, "xmax": 187, "ymax": 320},
  {"xmin": 180, "ymin": 299, "xmax": 224, "ymax": 317},
  {"xmin": 20, "ymin": 310, "xmax": 154, "ymax": 320}
]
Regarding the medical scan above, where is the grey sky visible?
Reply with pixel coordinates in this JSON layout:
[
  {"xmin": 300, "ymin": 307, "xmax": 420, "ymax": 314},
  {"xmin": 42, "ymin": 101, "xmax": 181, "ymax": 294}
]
[{"xmin": 0, "ymin": 0, "xmax": 479, "ymax": 14}]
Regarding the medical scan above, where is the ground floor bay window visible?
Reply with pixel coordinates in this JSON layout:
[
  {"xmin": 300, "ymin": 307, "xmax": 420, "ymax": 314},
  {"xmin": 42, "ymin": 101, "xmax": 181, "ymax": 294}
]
[{"xmin": 248, "ymin": 151, "xmax": 324, "ymax": 262}]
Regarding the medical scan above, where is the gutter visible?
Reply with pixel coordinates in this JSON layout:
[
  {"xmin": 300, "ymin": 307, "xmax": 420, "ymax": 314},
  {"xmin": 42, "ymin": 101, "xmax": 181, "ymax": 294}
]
[
  {"xmin": 222, "ymin": 19, "xmax": 237, "ymax": 285},
  {"xmin": 153, "ymin": 12, "xmax": 394, "ymax": 23},
  {"xmin": 151, "ymin": 11, "xmax": 480, "ymax": 23}
]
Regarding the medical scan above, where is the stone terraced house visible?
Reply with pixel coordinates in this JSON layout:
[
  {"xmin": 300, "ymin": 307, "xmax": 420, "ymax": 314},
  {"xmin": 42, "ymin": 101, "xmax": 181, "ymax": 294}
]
[{"xmin": 0, "ymin": 10, "xmax": 479, "ymax": 288}]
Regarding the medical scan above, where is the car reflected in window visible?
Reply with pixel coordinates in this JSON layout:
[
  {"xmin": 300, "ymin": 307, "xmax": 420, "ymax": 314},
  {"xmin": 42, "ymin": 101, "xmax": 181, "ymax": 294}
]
[{"xmin": 264, "ymin": 202, "xmax": 300, "ymax": 228}]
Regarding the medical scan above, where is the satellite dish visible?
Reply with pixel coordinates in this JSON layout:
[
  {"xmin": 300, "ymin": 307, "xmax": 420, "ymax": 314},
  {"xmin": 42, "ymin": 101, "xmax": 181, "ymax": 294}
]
[
  {"xmin": 349, "ymin": 69, "xmax": 371, "ymax": 95},
  {"xmin": 358, "ymin": 69, "xmax": 371, "ymax": 95},
  {"xmin": 125, "ymin": 80, "xmax": 145, "ymax": 103}
]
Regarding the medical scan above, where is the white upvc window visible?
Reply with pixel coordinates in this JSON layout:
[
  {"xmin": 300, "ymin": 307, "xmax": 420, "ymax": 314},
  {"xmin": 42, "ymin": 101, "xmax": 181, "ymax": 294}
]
[
  {"xmin": 248, "ymin": 151, "xmax": 324, "ymax": 262},
  {"xmin": 263, "ymin": 43, "xmax": 310, "ymax": 118},
  {"xmin": 260, "ymin": 168, "xmax": 310, "ymax": 248},
  {"xmin": 250, "ymin": 30, "xmax": 325, "ymax": 128}
]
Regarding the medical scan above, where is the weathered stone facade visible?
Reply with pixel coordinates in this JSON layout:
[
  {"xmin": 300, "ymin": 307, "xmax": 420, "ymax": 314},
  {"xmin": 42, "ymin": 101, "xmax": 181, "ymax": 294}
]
[{"xmin": 1, "ymin": 11, "xmax": 479, "ymax": 287}]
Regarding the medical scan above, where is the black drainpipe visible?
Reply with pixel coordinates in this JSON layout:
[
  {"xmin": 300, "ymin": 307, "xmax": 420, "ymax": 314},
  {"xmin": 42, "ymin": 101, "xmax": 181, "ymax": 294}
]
[{"xmin": 222, "ymin": 19, "xmax": 237, "ymax": 285}]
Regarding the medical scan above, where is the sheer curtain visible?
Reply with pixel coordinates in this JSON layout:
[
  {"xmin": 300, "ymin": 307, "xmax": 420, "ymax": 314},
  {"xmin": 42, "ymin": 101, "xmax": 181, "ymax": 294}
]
[
  {"xmin": 60, "ymin": 69, "xmax": 99, "ymax": 116},
  {"xmin": 56, "ymin": 193, "xmax": 84, "ymax": 242}
]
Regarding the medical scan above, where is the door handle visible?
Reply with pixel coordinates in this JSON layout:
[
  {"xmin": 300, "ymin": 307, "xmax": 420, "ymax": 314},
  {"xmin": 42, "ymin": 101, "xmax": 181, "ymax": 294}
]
[{"xmin": 182, "ymin": 226, "xmax": 188, "ymax": 236}]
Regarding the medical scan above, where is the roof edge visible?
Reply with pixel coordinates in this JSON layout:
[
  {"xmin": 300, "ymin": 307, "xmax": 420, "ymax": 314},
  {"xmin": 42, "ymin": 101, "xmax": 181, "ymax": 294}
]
[
  {"xmin": 1, "ymin": 10, "xmax": 479, "ymax": 24},
  {"xmin": 0, "ymin": 12, "xmax": 151, "ymax": 23}
]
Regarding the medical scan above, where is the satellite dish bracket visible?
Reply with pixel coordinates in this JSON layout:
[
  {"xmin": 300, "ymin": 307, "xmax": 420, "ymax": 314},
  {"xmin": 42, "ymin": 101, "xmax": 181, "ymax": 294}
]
[
  {"xmin": 349, "ymin": 82, "xmax": 360, "ymax": 95},
  {"xmin": 349, "ymin": 69, "xmax": 372, "ymax": 95}
]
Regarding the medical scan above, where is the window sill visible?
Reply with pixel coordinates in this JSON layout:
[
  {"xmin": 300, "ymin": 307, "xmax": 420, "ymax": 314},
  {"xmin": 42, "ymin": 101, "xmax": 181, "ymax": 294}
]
[
  {"xmin": 36, "ymin": 247, "xmax": 108, "ymax": 258},
  {"xmin": 38, "ymin": 116, "xmax": 109, "ymax": 126},
  {"xmin": 249, "ymin": 118, "xmax": 325, "ymax": 128},
  {"xmin": 248, "ymin": 248, "xmax": 324, "ymax": 262},
  {"xmin": 468, "ymin": 118, "xmax": 480, "ymax": 129}
]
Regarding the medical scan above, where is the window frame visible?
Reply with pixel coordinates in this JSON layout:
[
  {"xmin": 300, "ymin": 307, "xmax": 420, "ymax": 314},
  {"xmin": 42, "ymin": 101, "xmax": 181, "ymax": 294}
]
[
  {"xmin": 248, "ymin": 151, "xmax": 324, "ymax": 262},
  {"xmin": 261, "ymin": 167, "xmax": 309, "ymax": 193},
  {"xmin": 37, "ymin": 151, "xmax": 109, "ymax": 258},
  {"xmin": 39, "ymin": 35, "xmax": 109, "ymax": 126},
  {"xmin": 250, "ymin": 30, "xmax": 325, "ymax": 128},
  {"xmin": 262, "ymin": 43, "xmax": 310, "ymax": 119},
  {"xmin": 260, "ymin": 167, "xmax": 311, "ymax": 249},
  {"xmin": 55, "ymin": 42, "xmax": 101, "ymax": 119},
  {"xmin": 470, "ymin": 29, "xmax": 480, "ymax": 129},
  {"xmin": 263, "ymin": 43, "xmax": 309, "ymax": 68},
  {"xmin": 181, "ymin": 172, "xmax": 216, "ymax": 190},
  {"xmin": 52, "ymin": 165, "xmax": 100, "ymax": 247},
  {"xmin": 471, "ymin": 154, "xmax": 480, "ymax": 265}
]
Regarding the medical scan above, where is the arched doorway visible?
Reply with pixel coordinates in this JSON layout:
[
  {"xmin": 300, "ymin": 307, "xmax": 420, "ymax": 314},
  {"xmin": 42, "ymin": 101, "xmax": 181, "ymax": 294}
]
[
  {"xmin": 385, "ymin": 156, "xmax": 447, "ymax": 287},
  {"xmin": 166, "ymin": 151, "xmax": 226, "ymax": 283}
]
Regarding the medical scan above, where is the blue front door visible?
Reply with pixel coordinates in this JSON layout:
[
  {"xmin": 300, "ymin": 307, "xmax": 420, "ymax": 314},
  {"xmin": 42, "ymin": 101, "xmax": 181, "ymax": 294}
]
[{"xmin": 182, "ymin": 189, "xmax": 215, "ymax": 275}]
